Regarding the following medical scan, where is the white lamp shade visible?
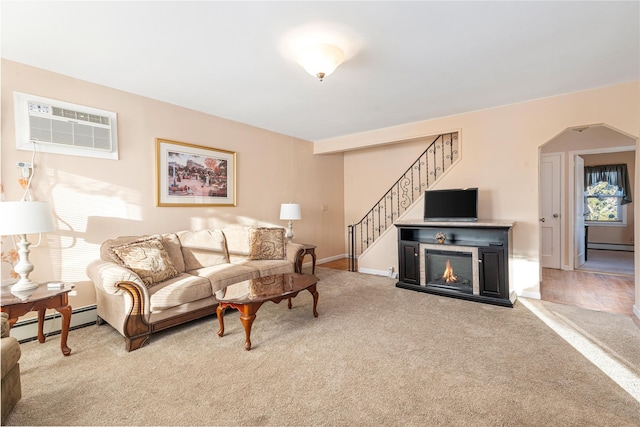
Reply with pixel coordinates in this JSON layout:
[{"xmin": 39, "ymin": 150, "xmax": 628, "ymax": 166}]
[
  {"xmin": 297, "ymin": 44, "xmax": 345, "ymax": 79},
  {"xmin": 280, "ymin": 203, "xmax": 302, "ymax": 221},
  {"xmin": 0, "ymin": 201, "xmax": 55, "ymax": 236}
]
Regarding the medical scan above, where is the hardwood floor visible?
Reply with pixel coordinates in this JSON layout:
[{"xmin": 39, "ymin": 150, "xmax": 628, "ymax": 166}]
[
  {"xmin": 318, "ymin": 258, "xmax": 355, "ymax": 271},
  {"xmin": 541, "ymin": 268, "xmax": 635, "ymax": 315},
  {"xmin": 542, "ymin": 248, "xmax": 636, "ymax": 317},
  {"xmin": 320, "ymin": 257, "xmax": 636, "ymax": 318}
]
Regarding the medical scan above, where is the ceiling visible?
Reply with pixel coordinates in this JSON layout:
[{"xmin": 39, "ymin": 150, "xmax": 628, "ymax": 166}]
[{"xmin": 2, "ymin": 1, "xmax": 638, "ymax": 143}]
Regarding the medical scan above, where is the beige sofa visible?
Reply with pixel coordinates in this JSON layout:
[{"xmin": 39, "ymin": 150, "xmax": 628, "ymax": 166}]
[
  {"xmin": 1, "ymin": 312, "xmax": 21, "ymax": 424},
  {"xmin": 86, "ymin": 226, "xmax": 304, "ymax": 351}
]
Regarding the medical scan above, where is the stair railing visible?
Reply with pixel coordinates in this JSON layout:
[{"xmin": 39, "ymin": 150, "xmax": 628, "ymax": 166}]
[{"xmin": 348, "ymin": 132, "xmax": 459, "ymax": 271}]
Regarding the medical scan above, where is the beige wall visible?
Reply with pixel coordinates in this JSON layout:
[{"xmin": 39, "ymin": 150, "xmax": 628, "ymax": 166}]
[
  {"xmin": 0, "ymin": 59, "xmax": 345, "ymax": 312},
  {"xmin": 318, "ymin": 82, "xmax": 639, "ymax": 299},
  {"xmin": 343, "ymin": 134, "xmax": 442, "ymax": 225}
]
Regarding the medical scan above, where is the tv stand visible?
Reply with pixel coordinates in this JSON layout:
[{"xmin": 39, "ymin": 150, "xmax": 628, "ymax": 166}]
[{"xmin": 395, "ymin": 219, "xmax": 516, "ymax": 307}]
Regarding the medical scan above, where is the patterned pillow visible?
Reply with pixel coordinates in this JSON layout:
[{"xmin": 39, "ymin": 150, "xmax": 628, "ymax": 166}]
[
  {"xmin": 109, "ymin": 236, "xmax": 180, "ymax": 288},
  {"xmin": 248, "ymin": 227, "xmax": 286, "ymax": 260},
  {"xmin": 249, "ymin": 275, "xmax": 286, "ymax": 297}
]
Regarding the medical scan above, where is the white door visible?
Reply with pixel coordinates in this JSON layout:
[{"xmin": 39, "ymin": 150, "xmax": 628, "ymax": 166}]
[
  {"xmin": 540, "ymin": 154, "xmax": 562, "ymax": 269},
  {"xmin": 574, "ymin": 155, "xmax": 586, "ymax": 268}
]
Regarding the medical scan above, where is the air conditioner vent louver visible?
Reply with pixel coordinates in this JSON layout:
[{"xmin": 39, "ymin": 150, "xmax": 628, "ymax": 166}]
[
  {"xmin": 50, "ymin": 106, "xmax": 111, "ymax": 125},
  {"xmin": 15, "ymin": 92, "xmax": 118, "ymax": 160}
]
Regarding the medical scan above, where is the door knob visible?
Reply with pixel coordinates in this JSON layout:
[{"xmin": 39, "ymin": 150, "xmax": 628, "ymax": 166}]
[
  {"xmin": 539, "ymin": 218, "xmax": 545, "ymax": 222},
  {"xmin": 553, "ymin": 213, "xmax": 559, "ymax": 218}
]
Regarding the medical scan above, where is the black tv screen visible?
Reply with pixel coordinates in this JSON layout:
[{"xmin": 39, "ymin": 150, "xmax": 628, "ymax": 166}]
[{"xmin": 423, "ymin": 188, "xmax": 478, "ymax": 222}]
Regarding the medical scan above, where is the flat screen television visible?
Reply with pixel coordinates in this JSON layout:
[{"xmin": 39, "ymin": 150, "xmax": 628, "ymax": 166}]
[{"xmin": 423, "ymin": 188, "xmax": 478, "ymax": 222}]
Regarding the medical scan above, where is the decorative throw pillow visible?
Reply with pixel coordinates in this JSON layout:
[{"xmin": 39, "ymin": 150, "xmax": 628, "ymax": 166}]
[
  {"xmin": 248, "ymin": 227, "xmax": 286, "ymax": 260},
  {"xmin": 109, "ymin": 235, "xmax": 180, "ymax": 288}
]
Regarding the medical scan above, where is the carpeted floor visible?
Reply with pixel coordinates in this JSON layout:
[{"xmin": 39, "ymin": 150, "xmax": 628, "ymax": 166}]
[
  {"xmin": 5, "ymin": 268, "xmax": 640, "ymax": 426},
  {"xmin": 578, "ymin": 249, "xmax": 634, "ymax": 276}
]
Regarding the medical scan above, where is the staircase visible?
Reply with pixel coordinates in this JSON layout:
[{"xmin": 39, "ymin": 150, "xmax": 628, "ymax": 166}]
[{"xmin": 347, "ymin": 132, "xmax": 459, "ymax": 271}]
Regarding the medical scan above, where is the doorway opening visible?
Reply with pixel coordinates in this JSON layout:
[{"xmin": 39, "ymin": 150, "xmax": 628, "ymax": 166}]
[{"xmin": 539, "ymin": 124, "xmax": 636, "ymax": 315}]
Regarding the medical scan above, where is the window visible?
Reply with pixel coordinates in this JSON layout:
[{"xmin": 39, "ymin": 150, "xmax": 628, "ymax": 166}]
[
  {"xmin": 584, "ymin": 164, "xmax": 632, "ymax": 226},
  {"xmin": 585, "ymin": 181, "xmax": 626, "ymax": 225}
]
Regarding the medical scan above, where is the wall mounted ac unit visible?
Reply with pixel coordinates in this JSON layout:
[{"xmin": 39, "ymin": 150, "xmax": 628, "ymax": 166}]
[{"xmin": 14, "ymin": 92, "xmax": 118, "ymax": 160}]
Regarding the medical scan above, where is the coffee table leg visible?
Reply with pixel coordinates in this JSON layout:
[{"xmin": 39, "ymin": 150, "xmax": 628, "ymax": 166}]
[
  {"xmin": 216, "ymin": 305, "xmax": 226, "ymax": 337},
  {"xmin": 240, "ymin": 312, "xmax": 256, "ymax": 351},
  {"xmin": 308, "ymin": 284, "xmax": 319, "ymax": 317}
]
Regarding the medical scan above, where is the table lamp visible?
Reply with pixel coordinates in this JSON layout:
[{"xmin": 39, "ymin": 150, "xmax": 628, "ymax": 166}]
[
  {"xmin": 0, "ymin": 201, "xmax": 55, "ymax": 292},
  {"xmin": 279, "ymin": 203, "xmax": 301, "ymax": 240}
]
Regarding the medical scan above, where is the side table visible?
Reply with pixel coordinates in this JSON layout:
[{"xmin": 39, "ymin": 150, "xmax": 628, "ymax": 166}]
[
  {"xmin": 297, "ymin": 244, "xmax": 317, "ymax": 275},
  {"xmin": 0, "ymin": 283, "xmax": 74, "ymax": 356}
]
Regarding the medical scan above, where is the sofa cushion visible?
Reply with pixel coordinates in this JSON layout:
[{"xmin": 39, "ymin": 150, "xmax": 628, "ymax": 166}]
[
  {"xmin": 189, "ymin": 264, "xmax": 259, "ymax": 294},
  {"xmin": 220, "ymin": 226, "xmax": 251, "ymax": 262},
  {"xmin": 109, "ymin": 236, "xmax": 180, "ymax": 288},
  {"xmin": 178, "ymin": 230, "xmax": 228, "ymax": 271},
  {"xmin": 1, "ymin": 335, "xmax": 21, "ymax": 381},
  {"xmin": 232, "ymin": 259, "xmax": 295, "ymax": 277},
  {"xmin": 248, "ymin": 227, "xmax": 285, "ymax": 260},
  {"xmin": 1, "ymin": 313, "xmax": 9, "ymax": 338},
  {"xmin": 1, "ymin": 313, "xmax": 21, "ymax": 380},
  {"xmin": 149, "ymin": 273, "xmax": 212, "ymax": 311},
  {"xmin": 161, "ymin": 233, "xmax": 186, "ymax": 273}
]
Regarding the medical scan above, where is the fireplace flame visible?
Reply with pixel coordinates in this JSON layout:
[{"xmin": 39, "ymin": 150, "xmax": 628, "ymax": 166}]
[{"xmin": 442, "ymin": 260, "xmax": 458, "ymax": 283}]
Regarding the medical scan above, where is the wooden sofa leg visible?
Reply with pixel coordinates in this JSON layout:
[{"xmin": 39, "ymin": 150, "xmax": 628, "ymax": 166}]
[
  {"xmin": 116, "ymin": 282, "xmax": 152, "ymax": 352},
  {"xmin": 125, "ymin": 334, "xmax": 150, "ymax": 352}
]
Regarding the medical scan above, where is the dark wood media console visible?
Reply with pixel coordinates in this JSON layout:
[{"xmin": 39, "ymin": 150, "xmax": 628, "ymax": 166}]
[{"xmin": 395, "ymin": 220, "xmax": 517, "ymax": 307}]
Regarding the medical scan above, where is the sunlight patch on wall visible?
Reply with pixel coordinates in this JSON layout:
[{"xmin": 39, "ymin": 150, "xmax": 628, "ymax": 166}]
[
  {"xmin": 189, "ymin": 215, "xmax": 276, "ymax": 231},
  {"xmin": 44, "ymin": 171, "xmax": 142, "ymax": 282},
  {"xmin": 511, "ymin": 257, "xmax": 540, "ymax": 298}
]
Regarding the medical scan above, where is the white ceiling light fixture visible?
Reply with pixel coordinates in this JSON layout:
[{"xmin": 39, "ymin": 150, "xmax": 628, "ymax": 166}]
[{"xmin": 297, "ymin": 44, "xmax": 345, "ymax": 82}]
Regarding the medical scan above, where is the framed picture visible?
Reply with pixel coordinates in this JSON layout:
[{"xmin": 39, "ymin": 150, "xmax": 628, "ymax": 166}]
[{"xmin": 156, "ymin": 138, "xmax": 236, "ymax": 207}]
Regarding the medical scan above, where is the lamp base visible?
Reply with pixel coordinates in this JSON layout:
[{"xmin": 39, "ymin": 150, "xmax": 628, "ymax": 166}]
[
  {"xmin": 11, "ymin": 277, "xmax": 40, "ymax": 293},
  {"xmin": 11, "ymin": 235, "xmax": 39, "ymax": 295},
  {"xmin": 285, "ymin": 220, "xmax": 294, "ymax": 240}
]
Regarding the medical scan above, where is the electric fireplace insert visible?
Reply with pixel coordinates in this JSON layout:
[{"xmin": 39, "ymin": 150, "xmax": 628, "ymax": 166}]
[{"xmin": 424, "ymin": 249, "xmax": 473, "ymax": 294}]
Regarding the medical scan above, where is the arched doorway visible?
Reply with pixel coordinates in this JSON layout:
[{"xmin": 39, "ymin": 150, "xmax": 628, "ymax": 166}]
[{"xmin": 539, "ymin": 124, "xmax": 637, "ymax": 315}]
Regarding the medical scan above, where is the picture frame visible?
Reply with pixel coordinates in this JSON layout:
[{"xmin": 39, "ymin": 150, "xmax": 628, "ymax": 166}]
[{"xmin": 156, "ymin": 138, "xmax": 236, "ymax": 207}]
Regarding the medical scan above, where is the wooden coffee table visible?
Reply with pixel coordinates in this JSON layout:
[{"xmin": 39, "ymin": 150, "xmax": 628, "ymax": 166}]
[{"xmin": 216, "ymin": 273, "xmax": 318, "ymax": 350}]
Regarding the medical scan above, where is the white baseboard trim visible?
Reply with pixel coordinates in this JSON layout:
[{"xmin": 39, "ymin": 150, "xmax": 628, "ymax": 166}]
[
  {"xmin": 10, "ymin": 305, "xmax": 98, "ymax": 343},
  {"xmin": 357, "ymin": 267, "xmax": 398, "ymax": 279},
  {"xmin": 315, "ymin": 253, "xmax": 348, "ymax": 266},
  {"xmin": 588, "ymin": 243, "xmax": 634, "ymax": 252},
  {"xmin": 518, "ymin": 291, "xmax": 541, "ymax": 300}
]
